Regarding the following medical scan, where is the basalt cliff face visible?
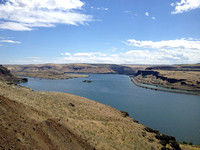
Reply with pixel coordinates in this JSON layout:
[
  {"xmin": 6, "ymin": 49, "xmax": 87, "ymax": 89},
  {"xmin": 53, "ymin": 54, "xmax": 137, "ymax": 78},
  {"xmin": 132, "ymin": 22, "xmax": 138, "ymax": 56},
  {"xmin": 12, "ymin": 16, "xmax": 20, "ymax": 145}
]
[
  {"xmin": 0, "ymin": 65, "xmax": 27, "ymax": 84},
  {"xmin": 136, "ymin": 70, "xmax": 186, "ymax": 84},
  {"xmin": 146, "ymin": 64, "xmax": 200, "ymax": 72},
  {"xmin": 135, "ymin": 64, "xmax": 200, "ymax": 92}
]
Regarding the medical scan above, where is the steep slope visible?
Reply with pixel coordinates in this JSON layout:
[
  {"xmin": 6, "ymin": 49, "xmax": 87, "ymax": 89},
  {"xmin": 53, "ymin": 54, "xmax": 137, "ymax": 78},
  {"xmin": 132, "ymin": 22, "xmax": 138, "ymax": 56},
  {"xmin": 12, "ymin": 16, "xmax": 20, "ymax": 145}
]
[
  {"xmin": 0, "ymin": 65, "xmax": 27, "ymax": 84},
  {"xmin": 0, "ymin": 81, "xmax": 183, "ymax": 150},
  {"xmin": 0, "ymin": 95, "xmax": 93, "ymax": 150}
]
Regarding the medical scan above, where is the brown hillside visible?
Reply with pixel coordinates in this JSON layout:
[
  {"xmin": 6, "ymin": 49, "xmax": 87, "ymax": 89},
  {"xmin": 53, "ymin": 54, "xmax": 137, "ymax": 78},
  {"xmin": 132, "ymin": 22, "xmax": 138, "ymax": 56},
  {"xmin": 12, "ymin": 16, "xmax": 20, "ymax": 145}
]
[
  {"xmin": 0, "ymin": 81, "xmax": 183, "ymax": 150},
  {"xmin": 0, "ymin": 65, "xmax": 27, "ymax": 84},
  {"xmin": 0, "ymin": 95, "xmax": 93, "ymax": 150},
  {"xmin": 6, "ymin": 63, "xmax": 148, "ymax": 75},
  {"xmin": 135, "ymin": 64, "xmax": 200, "ymax": 92}
]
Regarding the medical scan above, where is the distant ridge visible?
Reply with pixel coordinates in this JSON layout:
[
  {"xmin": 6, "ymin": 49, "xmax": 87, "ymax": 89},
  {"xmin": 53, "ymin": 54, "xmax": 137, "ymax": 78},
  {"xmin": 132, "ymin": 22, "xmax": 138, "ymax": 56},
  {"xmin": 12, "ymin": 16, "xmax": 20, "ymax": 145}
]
[{"xmin": 6, "ymin": 63, "xmax": 149, "ymax": 75}]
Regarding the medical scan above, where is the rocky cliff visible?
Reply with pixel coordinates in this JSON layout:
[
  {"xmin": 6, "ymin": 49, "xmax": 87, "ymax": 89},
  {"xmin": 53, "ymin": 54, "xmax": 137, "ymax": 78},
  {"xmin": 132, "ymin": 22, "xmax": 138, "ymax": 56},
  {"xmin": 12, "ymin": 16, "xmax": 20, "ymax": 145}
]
[
  {"xmin": 135, "ymin": 64, "xmax": 200, "ymax": 92},
  {"xmin": 146, "ymin": 64, "xmax": 200, "ymax": 71},
  {"xmin": 0, "ymin": 65, "xmax": 27, "ymax": 84},
  {"xmin": 136, "ymin": 70, "xmax": 186, "ymax": 84}
]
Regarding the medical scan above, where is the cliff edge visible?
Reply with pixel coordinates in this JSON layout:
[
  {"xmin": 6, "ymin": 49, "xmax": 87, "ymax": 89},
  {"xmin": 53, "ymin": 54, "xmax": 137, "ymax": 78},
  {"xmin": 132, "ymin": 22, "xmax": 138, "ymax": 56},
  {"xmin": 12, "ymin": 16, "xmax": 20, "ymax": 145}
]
[{"xmin": 0, "ymin": 65, "xmax": 27, "ymax": 84}]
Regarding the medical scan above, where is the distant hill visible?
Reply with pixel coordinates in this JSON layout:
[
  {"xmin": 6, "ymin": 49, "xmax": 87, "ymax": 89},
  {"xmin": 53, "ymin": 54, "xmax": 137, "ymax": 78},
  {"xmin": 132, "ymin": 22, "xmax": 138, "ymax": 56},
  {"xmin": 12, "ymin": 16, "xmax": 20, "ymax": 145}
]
[
  {"xmin": 6, "ymin": 63, "xmax": 149, "ymax": 75},
  {"xmin": 134, "ymin": 64, "xmax": 200, "ymax": 93},
  {"xmin": 0, "ymin": 65, "xmax": 27, "ymax": 84},
  {"xmin": 146, "ymin": 64, "xmax": 200, "ymax": 71}
]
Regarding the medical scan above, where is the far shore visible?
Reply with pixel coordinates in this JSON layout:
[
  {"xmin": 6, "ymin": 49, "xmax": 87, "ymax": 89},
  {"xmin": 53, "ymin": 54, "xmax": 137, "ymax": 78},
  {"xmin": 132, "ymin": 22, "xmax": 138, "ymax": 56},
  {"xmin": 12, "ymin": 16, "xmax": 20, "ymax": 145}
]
[
  {"xmin": 15, "ymin": 72, "xmax": 89, "ymax": 80},
  {"xmin": 130, "ymin": 76, "xmax": 200, "ymax": 96}
]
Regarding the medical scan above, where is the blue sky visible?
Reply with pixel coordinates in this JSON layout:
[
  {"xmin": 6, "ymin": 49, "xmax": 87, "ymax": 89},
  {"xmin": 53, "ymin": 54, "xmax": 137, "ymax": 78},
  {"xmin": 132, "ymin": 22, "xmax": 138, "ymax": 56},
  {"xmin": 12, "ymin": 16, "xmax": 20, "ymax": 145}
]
[{"xmin": 0, "ymin": 0, "xmax": 200, "ymax": 64}]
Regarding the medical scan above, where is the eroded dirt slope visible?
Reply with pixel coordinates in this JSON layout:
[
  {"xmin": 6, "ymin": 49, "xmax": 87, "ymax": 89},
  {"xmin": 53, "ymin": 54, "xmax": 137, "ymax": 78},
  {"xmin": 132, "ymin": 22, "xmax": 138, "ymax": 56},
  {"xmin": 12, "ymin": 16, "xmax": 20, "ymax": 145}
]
[{"xmin": 0, "ymin": 95, "xmax": 93, "ymax": 150}]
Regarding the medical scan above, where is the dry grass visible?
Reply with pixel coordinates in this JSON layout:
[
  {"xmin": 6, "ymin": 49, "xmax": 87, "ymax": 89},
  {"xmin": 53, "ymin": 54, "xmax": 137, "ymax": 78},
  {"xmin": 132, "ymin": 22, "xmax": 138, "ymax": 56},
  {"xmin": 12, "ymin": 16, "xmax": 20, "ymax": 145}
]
[
  {"xmin": 0, "ymin": 81, "xmax": 174, "ymax": 150},
  {"xmin": 180, "ymin": 144, "xmax": 200, "ymax": 150},
  {"xmin": 157, "ymin": 70, "xmax": 200, "ymax": 82},
  {"xmin": 136, "ymin": 70, "xmax": 200, "ymax": 92}
]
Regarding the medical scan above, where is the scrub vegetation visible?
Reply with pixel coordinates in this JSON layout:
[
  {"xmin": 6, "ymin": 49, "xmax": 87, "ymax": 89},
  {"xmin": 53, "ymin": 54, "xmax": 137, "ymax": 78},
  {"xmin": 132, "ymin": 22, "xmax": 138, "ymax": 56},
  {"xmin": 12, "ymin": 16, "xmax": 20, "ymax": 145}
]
[{"xmin": 0, "ymin": 65, "xmax": 199, "ymax": 149}]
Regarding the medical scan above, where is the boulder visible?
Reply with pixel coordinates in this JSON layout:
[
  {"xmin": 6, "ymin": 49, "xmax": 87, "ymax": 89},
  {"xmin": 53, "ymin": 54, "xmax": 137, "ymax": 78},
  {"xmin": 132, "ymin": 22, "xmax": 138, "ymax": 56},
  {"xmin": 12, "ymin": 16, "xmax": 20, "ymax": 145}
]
[
  {"xmin": 120, "ymin": 111, "xmax": 129, "ymax": 117},
  {"xmin": 69, "ymin": 103, "xmax": 75, "ymax": 107}
]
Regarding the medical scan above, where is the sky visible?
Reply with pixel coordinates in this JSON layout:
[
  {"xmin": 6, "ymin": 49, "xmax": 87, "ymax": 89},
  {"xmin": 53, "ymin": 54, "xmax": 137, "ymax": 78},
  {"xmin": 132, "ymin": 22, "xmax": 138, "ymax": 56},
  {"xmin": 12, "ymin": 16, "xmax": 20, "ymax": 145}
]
[{"xmin": 0, "ymin": 0, "xmax": 200, "ymax": 65}]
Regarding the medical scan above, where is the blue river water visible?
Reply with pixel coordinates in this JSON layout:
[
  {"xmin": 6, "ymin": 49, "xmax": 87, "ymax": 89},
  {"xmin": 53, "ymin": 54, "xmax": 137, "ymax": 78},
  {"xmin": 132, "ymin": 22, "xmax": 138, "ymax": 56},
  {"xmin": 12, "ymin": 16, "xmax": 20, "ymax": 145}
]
[{"xmin": 20, "ymin": 74, "xmax": 200, "ymax": 145}]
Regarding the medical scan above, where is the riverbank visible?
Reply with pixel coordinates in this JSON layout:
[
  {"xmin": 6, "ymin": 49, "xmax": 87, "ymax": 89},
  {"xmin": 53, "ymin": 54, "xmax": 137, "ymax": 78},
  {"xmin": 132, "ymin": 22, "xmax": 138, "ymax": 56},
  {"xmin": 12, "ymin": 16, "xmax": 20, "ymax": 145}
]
[
  {"xmin": 134, "ymin": 65, "xmax": 200, "ymax": 93},
  {"xmin": 0, "ymin": 81, "xmax": 186, "ymax": 150},
  {"xmin": 1, "ymin": 64, "xmax": 200, "ymax": 149},
  {"xmin": 130, "ymin": 76, "xmax": 200, "ymax": 96},
  {"xmin": 20, "ymin": 73, "xmax": 200, "ymax": 145}
]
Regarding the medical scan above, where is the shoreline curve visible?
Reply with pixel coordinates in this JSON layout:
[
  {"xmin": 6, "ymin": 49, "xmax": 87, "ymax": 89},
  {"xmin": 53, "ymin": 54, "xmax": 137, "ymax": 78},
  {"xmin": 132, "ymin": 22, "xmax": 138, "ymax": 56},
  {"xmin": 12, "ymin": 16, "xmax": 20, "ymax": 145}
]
[{"xmin": 130, "ymin": 76, "xmax": 200, "ymax": 96}]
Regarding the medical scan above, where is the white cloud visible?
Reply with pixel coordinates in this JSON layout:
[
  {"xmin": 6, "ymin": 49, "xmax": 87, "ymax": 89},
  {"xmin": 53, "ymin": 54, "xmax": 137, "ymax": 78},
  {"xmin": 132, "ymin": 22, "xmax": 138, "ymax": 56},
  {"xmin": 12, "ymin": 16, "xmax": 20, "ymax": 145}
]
[
  {"xmin": 152, "ymin": 17, "xmax": 155, "ymax": 20},
  {"xmin": 0, "ymin": 0, "xmax": 93, "ymax": 31},
  {"xmin": 92, "ymin": 7, "xmax": 109, "ymax": 11},
  {"xmin": 4, "ymin": 38, "xmax": 200, "ymax": 64},
  {"xmin": 123, "ymin": 38, "xmax": 200, "ymax": 64},
  {"xmin": 98, "ymin": 7, "xmax": 109, "ymax": 11},
  {"xmin": 124, "ymin": 11, "xmax": 132, "ymax": 13},
  {"xmin": 61, "ymin": 52, "xmax": 71, "ymax": 56},
  {"xmin": 7, "ymin": 45, "xmax": 200, "ymax": 64},
  {"xmin": 56, "ymin": 52, "xmax": 119, "ymax": 64},
  {"xmin": 58, "ymin": 40, "xmax": 200, "ymax": 64},
  {"xmin": 125, "ymin": 38, "xmax": 200, "ymax": 50},
  {"xmin": 74, "ymin": 52, "xmax": 107, "ymax": 57},
  {"xmin": 145, "ymin": 12, "xmax": 149, "ymax": 16},
  {"xmin": 171, "ymin": 0, "xmax": 200, "ymax": 14},
  {"xmin": 0, "ymin": 40, "xmax": 21, "ymax": 44},
  {"xmin": 0, "ymin": 22, "xmax": 33, "ymax": 31},
  {"xmin": 62, "ymin": 55, "xmax": 122, "ymax": 64},
  {"xmin": 121, "ymin": 49, "xmax": 187, "ymax": 64}
]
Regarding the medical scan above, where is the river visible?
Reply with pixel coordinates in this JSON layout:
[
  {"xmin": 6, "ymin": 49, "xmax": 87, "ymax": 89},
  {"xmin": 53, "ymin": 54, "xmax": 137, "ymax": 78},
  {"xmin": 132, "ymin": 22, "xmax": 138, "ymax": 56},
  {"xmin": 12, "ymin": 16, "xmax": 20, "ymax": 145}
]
[{"xmin": 19, "ymin": 74, "xmax": 200, "ymax": 145}]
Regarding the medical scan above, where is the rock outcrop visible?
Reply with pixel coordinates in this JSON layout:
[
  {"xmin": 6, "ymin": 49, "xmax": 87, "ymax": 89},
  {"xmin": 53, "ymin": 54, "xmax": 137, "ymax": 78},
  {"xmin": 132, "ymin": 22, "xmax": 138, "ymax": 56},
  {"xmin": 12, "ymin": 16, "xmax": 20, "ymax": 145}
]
[
  {"xmin": 136, "ymin": 70, "xmax": 186, "ymax": 84},
  {"xmin": 0, "ymin": 65, "xmax": 27, "ymax": 84},
  {"xmin": 135, "ymin": 64, "xmax": 200, "ymax": 93},
  {"xmin": 144, "ymin": 127, "xmax": 181, "ymax": 150}
]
